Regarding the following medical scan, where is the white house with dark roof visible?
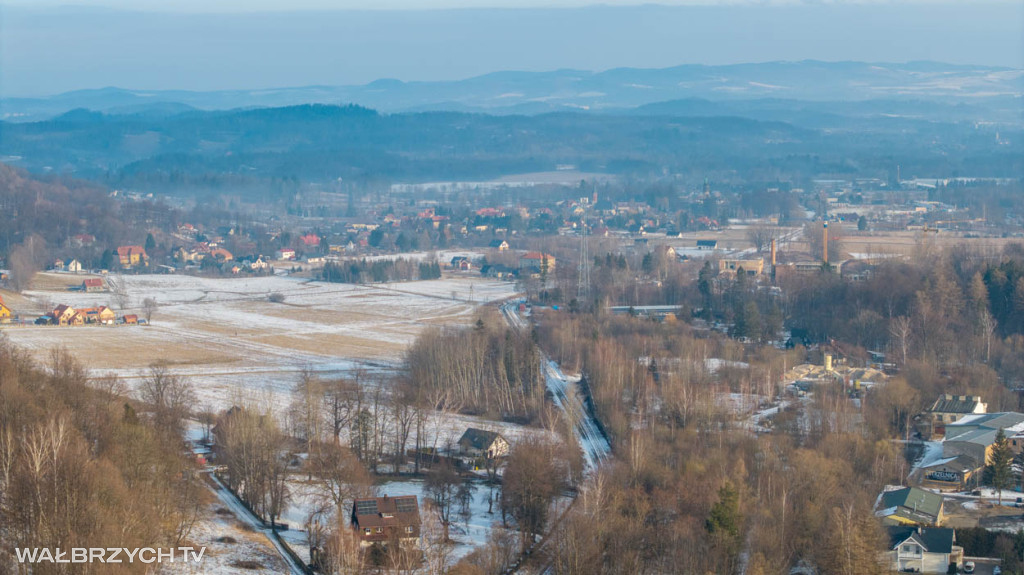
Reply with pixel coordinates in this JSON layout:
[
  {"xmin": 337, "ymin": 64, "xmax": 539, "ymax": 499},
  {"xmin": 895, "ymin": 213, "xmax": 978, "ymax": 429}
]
[{"xmin": 881, "ymin": 526, "xmax": 963, "ymax": 574}]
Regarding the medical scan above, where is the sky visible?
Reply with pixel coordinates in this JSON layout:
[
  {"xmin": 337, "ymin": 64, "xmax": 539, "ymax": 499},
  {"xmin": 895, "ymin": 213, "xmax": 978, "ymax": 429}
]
[{"xmin": 1, "ymin": 1, "xmax": 1021, "ymax": 97}]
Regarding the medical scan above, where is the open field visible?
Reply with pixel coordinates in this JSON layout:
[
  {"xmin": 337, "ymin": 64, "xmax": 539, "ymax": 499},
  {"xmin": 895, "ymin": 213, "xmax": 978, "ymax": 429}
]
[{"xmin": 1, "ymin": 272, "xmax": 518, "ymax": 410}]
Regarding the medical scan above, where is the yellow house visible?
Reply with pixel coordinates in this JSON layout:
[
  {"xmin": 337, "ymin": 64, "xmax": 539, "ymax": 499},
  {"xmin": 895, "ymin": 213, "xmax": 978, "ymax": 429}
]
[{"xmin": 0, "ymin": 296, "xmax": 12, "ymax": 323}]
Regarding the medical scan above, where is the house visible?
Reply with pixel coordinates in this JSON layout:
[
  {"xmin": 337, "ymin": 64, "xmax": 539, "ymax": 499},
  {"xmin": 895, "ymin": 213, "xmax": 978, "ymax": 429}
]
[
  {"xmin": 927, "ymin": 395, "xmax": 987, "ymax": 439},
  {"xmin": 116, "ymin": 246, "xmax": 149, "ymax": 268},
  {"xmin": 65, "ymin": 259, "xmax": 83, "ymax": 273},
  {"xmin": 881, "ymin": 526, "xmax": 963, "ymax": 574},
  {"xmin": 875, "ymin": 486, "xmax": 944, "ymax": 526},
  {"xmin": 480, "ymin": 264, "xmax": 517, "ymax": 280},
  {"xmin": 275, "ymin": 248, "xmax": 296, "ymax": 261},
  {"xmin": 0, "ymin": 295, "xmax": 11, "ymax": 323},
  {"xmin": 72, "ymin": 234, "xmax": 95, "ymax": 247},
  {"xmin": 518, "ymin": 252, "xmax": 556, "ymax": 271},
  {"xmin": 457, "ymin": 428, "xmax": 510, "ymax": 459},
  {"xmin": 77, "ymin": 306, "xmax": 116, "ymax": 325},
  {"xmin": 82, "ymin": 278, "xmax": 106, "ymax": 292},
  {"xmin": 696, "ymin": 239, "xmax": 718, "ymax": 250},
  {"xmin": 450, "ymin": 256, "xmax": 472, "ymax": 271},
  {"xmin": 718, "ymin": 259, "xmax": 764, "ymax": 275},
  {"xmin": 50, "ymin": 305, "xmax": 83, "ymax": 327},
  {"xmin": 489, "ymin": 239, "xmax": 510, "ymax": 251},
  {"xmin": 350, "ymin": 495, "xmax": 421, "ymax": 546},
  {"xmin": 123, "ymin": 314, "xmax": 138, "ymax": 325}
]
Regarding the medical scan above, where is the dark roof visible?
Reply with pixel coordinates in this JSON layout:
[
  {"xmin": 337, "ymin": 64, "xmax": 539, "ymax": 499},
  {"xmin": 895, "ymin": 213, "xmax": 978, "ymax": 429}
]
[
  {"xmin": 887, "ymin": 526, "xmax": 956, "ymax": 554},
  {"xmin": 930, "ymin": 394, "xmax": 983, "ymax": 415},
  {"xmin": 878, "ymin": 487, "xmax": 943, "ymax": 524},
  {"xmin": 922, "ymin": 454, "xmax": 980, "ymax": 472},
  {"xmin": 458, "ymin": 428, "xmax": 503, "ymax": 450},
  {"xmin": 696, "ymin": 239, "xmax": 718, "ymax": 247},
  {"xmin": 351, "ymin": 495, "xmax": 420, "ymax": 529},
  {"xmin": 488, "ymin": 240, "xmax": 508, "ymax": 247}
]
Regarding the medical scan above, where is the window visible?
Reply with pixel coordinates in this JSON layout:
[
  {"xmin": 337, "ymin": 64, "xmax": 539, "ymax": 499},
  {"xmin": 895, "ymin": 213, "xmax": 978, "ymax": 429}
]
[
  {"xmin": 376, "ymin": 527, "xmax": 383, "ymax": 533},
  {"xmin": 364, "ymin": 528, "xmax": 371, "ymax": 535},
  {"xmin": 406, "ymin": 526, "xmax": 414, "ymax": 534}
]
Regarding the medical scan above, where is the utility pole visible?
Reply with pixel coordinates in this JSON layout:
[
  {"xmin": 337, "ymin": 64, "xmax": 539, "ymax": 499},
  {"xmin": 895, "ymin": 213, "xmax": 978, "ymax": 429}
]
[{"xmin": 577, "ymin": 198, "xmax": 591, "ymax": 301}]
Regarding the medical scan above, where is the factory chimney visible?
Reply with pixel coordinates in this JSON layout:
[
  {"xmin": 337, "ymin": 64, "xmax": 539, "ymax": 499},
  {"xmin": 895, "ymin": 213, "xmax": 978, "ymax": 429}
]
[{"xmin": 822, "ymin": 222, "xmax": 829, "ymax": 264}]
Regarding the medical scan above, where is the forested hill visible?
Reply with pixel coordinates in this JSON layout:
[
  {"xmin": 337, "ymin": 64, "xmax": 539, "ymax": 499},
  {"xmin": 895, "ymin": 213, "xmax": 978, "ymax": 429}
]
[{"xmin": 1, "ymin": 103, "xmax": 1020, "ymax": 191}]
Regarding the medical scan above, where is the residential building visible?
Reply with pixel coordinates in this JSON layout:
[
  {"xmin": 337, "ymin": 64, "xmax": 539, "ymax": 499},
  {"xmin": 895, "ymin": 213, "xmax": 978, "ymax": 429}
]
[
  {"xmin": 875, "ymin": 486, "xmax": 944, "ymax": 526},
  {"xmin": 696, "ymin": 239, "xmax": 718, "ymax": 250},
  {"xmin": 82, "ymin": 278, "xmax": 106, "ymax": 292},
  {"xmin": 116, "ymin": 245, "xmax": 148, "ymax": 268},
  {"xmin": 457, "ymin": 428, "xmax": 510, "ymax": 459},
  {"xmin": 0, "ymin": 295, "xmax": 11, "ymax": 323},
  {"xmin": 275, "ymin": 248, "xmax": 296, "ymax": 261},
  {"xmin": 927, "ymin": 395, "xmax": 987, "ymax": 439},
  {"xmin": 65, "ymin": 259, "xmax": 83, "ymax": 273},
  {"xmin": 350, "ymin": 495, "xmax": 421, "ymax": 547},
  {"xmin": 882, "ymin": 526, "xmax": 963, "ymax": 574},
  {"xmin": 77, "ymin": 306, "xmax": 116, "ymax": 325},
  {"xmin": 489, "ymin": 239, "xmax": 510, "ymax": 251},
  {"xmin": 50, "ymin": 305, "xmax": 83, "ymax": 326},
  {"xmin": 518, "ymin": 252, "xmax": 556, "ymax": 271}
]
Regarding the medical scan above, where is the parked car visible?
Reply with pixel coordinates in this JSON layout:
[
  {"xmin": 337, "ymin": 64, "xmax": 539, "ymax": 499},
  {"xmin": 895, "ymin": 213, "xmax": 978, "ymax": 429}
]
[{"xmin": 992, "ymin": 566, "xmax": 1001, "ymax": 575}]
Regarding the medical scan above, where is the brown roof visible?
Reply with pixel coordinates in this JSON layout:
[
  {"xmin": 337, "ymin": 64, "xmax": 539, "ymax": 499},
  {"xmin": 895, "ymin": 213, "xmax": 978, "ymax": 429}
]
[
  {"xmin": 117, "ymin": 245, "xmax": 147, "ymax": 257},
  {"xmin": 351, "ymin": 495, "xmax": 420, "ymax": 529},
  {"xmin": 83, "ymin": 278, "xmax": 104, "ymax": 287}
]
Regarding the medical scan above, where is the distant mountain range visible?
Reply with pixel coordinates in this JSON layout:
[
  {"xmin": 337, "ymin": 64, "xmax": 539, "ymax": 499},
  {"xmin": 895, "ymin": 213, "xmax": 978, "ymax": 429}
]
[{"xmin": 2, "ymin": 61, "xmax": 1021, "ymax": 124}]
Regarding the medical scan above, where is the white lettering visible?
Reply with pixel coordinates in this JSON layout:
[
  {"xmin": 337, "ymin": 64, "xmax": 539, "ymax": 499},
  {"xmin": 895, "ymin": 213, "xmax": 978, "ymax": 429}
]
[{"xmin": 15, "ymin": 548, "xmax": 39, "ymax": 563}]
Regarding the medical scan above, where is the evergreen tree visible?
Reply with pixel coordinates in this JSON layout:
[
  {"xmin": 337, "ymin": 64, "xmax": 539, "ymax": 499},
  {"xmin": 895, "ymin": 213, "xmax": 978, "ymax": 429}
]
[
  {"xmin": 145, "ymin": 233, "xmax": 157, "ymax": 252},
  {"xmin": 708, "ymin": 478, "xmax": 741, "ymax": 540},
  {"xmin": 986, "ymin": 428, "xmax": 1014, "ymax": 506}
]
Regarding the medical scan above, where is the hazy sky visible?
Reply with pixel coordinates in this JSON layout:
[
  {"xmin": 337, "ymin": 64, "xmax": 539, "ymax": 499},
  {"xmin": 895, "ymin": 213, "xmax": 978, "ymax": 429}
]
[{"xmin": 1, "ymin": 2, "xmax": 1021, "ymax": 97}]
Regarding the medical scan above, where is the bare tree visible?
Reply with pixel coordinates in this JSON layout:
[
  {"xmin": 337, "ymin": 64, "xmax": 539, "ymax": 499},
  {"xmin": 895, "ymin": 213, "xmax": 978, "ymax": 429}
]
[
  {"xmin": 889, "ymin": 316, "xmax": 912, "ymax": 365},
  {"xmin": 980, "ymin": 311, "xmax": 997, "ymax": 364},
  {"xmin": 109, "ymin": 274, "xmax": 131, "ymax": 309},
  {"xmin": 746, "ymin": 224, "xmax": 779, "ymax": 253},
  {"xmin": 142, "ymin": 297, "xmax": 158, "ymax": 323},
  {"xmin": 7, "ymin": 235, "xmax": 47, "ymax": 292},
  {"xmin": 139, "ymin": 364, "xmax": 195, "ymax": 434}
]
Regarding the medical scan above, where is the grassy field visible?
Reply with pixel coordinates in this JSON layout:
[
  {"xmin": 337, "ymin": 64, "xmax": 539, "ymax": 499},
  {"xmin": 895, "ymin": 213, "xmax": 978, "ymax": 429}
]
[{"xmin": 1, "ymin": 272, "xmax": 518, "ymax": 409}]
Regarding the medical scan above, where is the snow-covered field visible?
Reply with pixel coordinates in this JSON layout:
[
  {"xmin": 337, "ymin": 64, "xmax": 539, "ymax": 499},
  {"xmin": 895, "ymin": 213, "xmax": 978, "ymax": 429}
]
[
  {"xmin": 3, "ymin": 272, "xmax": 517, "ymax": 410},
  {"xmin": 160, "ymin": 498, "xmax": 292, "ymax": 575}
]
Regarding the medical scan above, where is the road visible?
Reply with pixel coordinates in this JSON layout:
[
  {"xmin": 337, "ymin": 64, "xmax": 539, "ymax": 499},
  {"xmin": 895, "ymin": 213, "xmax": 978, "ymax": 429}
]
[
  {"xmin": 209, "ymin": 474, "xmax": 307, "ymax": 575},
  {"xmin": 500, "ymin": 302, "xmax": 611, "ymax": 471}
]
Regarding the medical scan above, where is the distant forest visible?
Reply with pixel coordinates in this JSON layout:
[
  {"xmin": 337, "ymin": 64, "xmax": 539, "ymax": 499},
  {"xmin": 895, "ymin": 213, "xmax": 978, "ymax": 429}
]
[{"xmin": 1, "ymin": 104, "xmax": 1019, "ymax": 196}]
